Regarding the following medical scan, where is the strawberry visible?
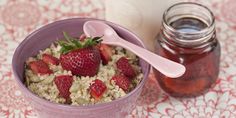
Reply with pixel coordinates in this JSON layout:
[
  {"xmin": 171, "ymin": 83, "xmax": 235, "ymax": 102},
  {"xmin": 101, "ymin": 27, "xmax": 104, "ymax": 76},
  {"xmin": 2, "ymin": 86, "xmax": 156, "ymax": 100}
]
[
  {"xmin": 42, "ymin": 54, "xmax": 60, "ymax": 65},
  {"xmin": 54, "ymin": 75, "xmax": 73, "ymax": 101},
  {"xmin": 116, "ymin": 57, "xmax": 136, "ymax": 78},
  {"xmin": 111, "ymin": 75, "xmax": 131, "ymax": 92},
  {"xmin": 89, "ymin": 79, "xmax": 107, "ymax": 100},
  {"xmin": 60, "ymin": 48, "xmax": 101, "ymax": 76},
  {"xmin": 99, "ymin": 44, "xmax": 112, "ymax": 65},
  {"xmin": 29, "ymin": 60, "xmax": 52, "ymax": 75},
  {"xmin": 58, "ymin": 32, "xmax": 102, "ymax": 76}
]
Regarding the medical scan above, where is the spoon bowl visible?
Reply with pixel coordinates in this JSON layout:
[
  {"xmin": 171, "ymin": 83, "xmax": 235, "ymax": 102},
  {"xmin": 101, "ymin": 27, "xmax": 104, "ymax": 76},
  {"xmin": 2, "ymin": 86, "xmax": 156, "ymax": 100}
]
[
  {"xmin": 84, "ymin": 21, "xmax": 119, "ymax": 45},
  {"xmin": 83, "ymin": 20, "xmax": 186, "ymax": 78}
]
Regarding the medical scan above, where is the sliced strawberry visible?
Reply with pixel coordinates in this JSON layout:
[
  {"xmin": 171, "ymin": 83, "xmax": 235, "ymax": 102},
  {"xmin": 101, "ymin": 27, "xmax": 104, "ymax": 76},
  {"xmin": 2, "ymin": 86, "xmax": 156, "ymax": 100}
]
[
  {"xmin": 29, "ymin": 60, "xmax": 52, "ymax": 75},
  {"xmin": 89, "ymin": 79, "xmax": 107, "ymax": 100},
  {"xmin": 54, "ymin": 75, "xmax": 73, "ymax": 101},
  {"xmin": 42, "ymin": 54, "xmax": 60, "ymax": 65},
  {"xmin": 111, "ymin": 75, "xmax": 131, "ymax": 92},
  {"xmin": 116, "ymin": 57, "xmax": 136, "ymax": 78},
  {"xmin": 99, "ymin": 44, "xmax": 112, "ymax": 65}
]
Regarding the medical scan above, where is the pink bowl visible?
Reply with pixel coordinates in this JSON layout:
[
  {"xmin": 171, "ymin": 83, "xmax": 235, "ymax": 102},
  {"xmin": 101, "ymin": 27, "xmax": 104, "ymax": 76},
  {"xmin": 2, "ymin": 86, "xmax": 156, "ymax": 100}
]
[{"xmin": 12, "ymin": 18, "xmax": 150, "ymax": 118}]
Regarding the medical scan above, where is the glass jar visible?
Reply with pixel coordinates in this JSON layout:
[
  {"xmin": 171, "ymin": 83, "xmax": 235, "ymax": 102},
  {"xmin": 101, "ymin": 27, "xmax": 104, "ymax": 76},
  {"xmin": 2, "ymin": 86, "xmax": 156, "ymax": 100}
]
[{"xmin": 154, "ymin": 2, "xmax": 221, "ymax": 97}]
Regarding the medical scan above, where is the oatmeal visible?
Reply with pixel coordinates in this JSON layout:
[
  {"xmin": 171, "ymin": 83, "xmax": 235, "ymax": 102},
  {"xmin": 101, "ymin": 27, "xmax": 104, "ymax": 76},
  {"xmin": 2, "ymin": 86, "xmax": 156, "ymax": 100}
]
[{"xmin": 25, "ymin": 32, "xmax": 143, "ymax": 105}]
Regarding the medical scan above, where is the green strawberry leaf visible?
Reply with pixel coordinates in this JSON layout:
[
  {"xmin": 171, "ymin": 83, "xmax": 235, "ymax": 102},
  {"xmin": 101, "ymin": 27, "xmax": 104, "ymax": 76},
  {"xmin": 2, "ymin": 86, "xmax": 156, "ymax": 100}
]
[
  {"xmin": 63, "ymin": 32, "xmax": 72, "ymax": 42},
  {"xmin": 71, "ymin": 39, "xmax": 82, "ymax": 48},
  {"xmin": 58, "ymin": 32, "xmax": 103, "ymax": 54}
]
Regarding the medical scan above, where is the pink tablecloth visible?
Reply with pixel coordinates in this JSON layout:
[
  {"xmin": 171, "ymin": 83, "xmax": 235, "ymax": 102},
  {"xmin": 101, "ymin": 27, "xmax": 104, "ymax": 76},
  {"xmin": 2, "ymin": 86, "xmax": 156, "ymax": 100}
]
[{"xmin": 0, "ymin": 0, "xmax": 236, "ymax": 117}]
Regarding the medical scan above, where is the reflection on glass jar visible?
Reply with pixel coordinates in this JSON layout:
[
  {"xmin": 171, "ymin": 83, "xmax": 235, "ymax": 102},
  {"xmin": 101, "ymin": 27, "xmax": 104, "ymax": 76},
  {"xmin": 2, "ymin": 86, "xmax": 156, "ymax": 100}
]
[{"xmin": 154, "ymin": 2, "xmax": 221, "ymax": 97}]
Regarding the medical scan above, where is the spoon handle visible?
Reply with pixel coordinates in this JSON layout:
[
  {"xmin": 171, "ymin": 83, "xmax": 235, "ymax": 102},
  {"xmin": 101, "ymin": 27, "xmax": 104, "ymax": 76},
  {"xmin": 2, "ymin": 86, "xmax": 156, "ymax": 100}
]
[{"xmin": 112, "ymin": 37, "xmax": 186, "ymax": 78}]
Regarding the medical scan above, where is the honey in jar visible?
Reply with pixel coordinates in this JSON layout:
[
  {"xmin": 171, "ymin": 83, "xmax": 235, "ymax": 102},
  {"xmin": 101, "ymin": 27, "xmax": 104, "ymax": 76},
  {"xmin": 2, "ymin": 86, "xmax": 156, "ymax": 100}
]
[{"xmin": 154, "ymin": 2, "xmax": 221, "ymax": 97}]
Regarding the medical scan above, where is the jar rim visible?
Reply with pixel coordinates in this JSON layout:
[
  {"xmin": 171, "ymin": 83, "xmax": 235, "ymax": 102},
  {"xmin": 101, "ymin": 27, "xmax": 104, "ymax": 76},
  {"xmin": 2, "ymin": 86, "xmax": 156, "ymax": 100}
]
[{"xmin": 163, "ymin": 2, "xmax": 215, "ymax": 36}]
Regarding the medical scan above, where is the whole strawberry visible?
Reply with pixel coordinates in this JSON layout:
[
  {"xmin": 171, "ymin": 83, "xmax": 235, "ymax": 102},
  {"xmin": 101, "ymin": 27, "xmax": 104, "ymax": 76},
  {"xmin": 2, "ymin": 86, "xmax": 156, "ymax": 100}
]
[{"xmin": 59, "ymin": 32, "xmax": 102, "ymax": 77}]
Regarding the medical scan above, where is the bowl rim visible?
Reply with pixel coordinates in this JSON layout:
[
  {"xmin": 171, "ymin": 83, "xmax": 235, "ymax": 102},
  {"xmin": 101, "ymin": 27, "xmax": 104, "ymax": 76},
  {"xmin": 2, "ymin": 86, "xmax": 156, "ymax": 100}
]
[{"xmin": 12, "ymin": 18, "xmax": 151, "ymax": 110}]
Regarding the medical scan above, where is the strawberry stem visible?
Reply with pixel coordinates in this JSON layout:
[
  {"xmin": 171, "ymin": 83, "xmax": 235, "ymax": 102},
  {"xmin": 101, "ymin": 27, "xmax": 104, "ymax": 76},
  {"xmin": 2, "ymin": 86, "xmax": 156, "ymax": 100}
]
[{"xmin": 58, "ymin": 32, "xmax": 103, "ymax": 54}]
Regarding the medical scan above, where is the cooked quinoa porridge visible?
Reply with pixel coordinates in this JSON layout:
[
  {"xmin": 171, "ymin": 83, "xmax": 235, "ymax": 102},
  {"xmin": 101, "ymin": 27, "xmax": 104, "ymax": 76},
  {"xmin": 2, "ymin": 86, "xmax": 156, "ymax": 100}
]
[{"xmin": 25, "ymin": 33, "xmax": 143, "ymax": 105}]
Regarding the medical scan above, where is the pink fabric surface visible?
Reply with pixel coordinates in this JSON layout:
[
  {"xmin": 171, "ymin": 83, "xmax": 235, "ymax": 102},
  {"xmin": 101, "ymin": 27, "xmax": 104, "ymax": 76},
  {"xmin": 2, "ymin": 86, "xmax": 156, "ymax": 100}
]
[{"xmin": 0, "ymin": 0, "xmax": 236, "ymax": 117}]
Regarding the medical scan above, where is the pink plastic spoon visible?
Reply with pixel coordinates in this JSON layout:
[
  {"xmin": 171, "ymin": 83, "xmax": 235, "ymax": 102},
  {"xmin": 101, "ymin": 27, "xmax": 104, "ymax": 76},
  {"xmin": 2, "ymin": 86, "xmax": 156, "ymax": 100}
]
[{"xmin": 83, "ymin": 21, "xmax": 186, "ymax": 78}]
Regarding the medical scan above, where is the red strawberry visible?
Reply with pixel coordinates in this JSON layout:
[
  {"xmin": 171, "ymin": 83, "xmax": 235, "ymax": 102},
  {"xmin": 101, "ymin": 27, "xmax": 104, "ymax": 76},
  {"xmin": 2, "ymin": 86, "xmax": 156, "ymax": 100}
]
[
  {"xmin": 111, "ymin": 75, "xmax": 131, "ymax": 92},
  {"xmin": 58, "ymin": 32, "xmax": 102, "ymax": 77},
  {"xmin": 42, "ymin": 54, "xmax": 60, "ymax": 65},
  {"xmin": 29, "ymin": 60, "xmax": 52, "ymax": 75},
  {"xmin": 60, "ymin": 47, "xmax": 101, "ymax": 76},
  {"xmin": 99, "ymin": 44, "xmax": 112, "ymax": 65},
  {"xmin": 89, "ymin": 79, "xmax": 107, "ymax": 100},
  {"xmin": 54, "ymin": 75, "xmax": 73, "ymax": 101},
  {"xmin": 116, "ymin": 57, "xmax": 136, "ymax": 78}
]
